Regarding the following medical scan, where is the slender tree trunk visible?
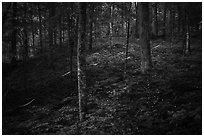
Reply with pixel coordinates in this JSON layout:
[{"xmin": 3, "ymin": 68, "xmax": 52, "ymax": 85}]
[
  {"xmin": 38, "ymin": 4, "xmax": 43, "ymax": 54},
  {"xmin": 181, "ymin": 5, "xmax": 186, "ymax": 52},
  {"xmin": 163, "ymin": 3, "xmax": 166, "ymax": 38},
  {"xmin": 185, "ymin": 21, "xmax": 190, "ymax": 54},
  {"xmin": 89, "ymin": 3, "xmax": 94, "ymax": 50},
  {"xmin": 135, "ymin": 2, "xmax": 139, "ymax": 38},
  {"xmin": 121, "ymin": 8, "xmax": 124, "ymax": 36},
  {"xmin": 10, "ymin": 2, "xmax": 17, "ymax": 63},
  {"xmin": 109, "ymin": 4, "xmax": 113, "ymax": 47},
  {"xmin": 89, "ymin": 21, "xmax": 93, "ymax": 50},
  {"xmin": 48, "ymin": 12, "xmax": 53, "ymax": 64},
  {"xmin": 61, "ymin": 14, "xmax": 64, "ymax": 43},
  {"xmin": 23, "ymin": 3, "xmax": 28, "ymax": 61},
  {"xmin": 166, "ymin": 5, "xmax": 171, "ymax": 39},
  {"xmin": 31, "ymin": 11, "xmax": 35, "ymax": 55},
  {"xmin": 92, "ymin": 21, "xmax": 95, "ymax": 40},
  {"xmin": 62, "ymin": 30, "xmax": 64, "ymax": 43},
  {"xmin": 32, "ymin": 29, "xmax": 35, "ymax": 49},
  {"xmin": 48, "ymin": 3, "xmax": 55, "ymax": 65},
  {"xmin": 77, "ymin": 3, "xmax": 87, "ymax": 122},
  {"xmin": 3, "ymin": 3, "xmax": 11, "ymax": 28},
  {"xmin": 124, "ymin": 3, "xmax": 131, "ymax": 79},
  {"xmin": 59, "ymin": 8, "xmax": 62, "ymax": 47},
  {"xmin": 30, "ymin": 8, "xmax": 35, "ymax": 55},
  {"xmin": 69, "ymin": 3, "xmax": 74, "ymax": 88},
  {"xmin": 184, "ymin": 3, "xmax": 190, "ymax": 55},
  {"xmin": 2, "ymin": 2, "xmax": 12, "ymax": 28},
  {"xmin": 154, "ymin": 3, "xmax": 158, "ymax": 37},
  {"xmin": 54, "ymin": 31, "xmax": 57, "ymax": 45},
  {"xmin": 150, "ymin": 3, "xmax": 156, "ymax": 38},
  {"xmin": 23, "ymin": 30, "xmax": 28, "ymax": 60},
  {"xmin": 178, "ymin": 6, "xmax": 182, "ymax": 34},
  {"xmin": 149, "ymin": 3, "xmax": 153, "ymax": 38},
  {"xmin": 138, "ymin": 3, "xmax": 151, "ymax": 74},
  {"xmin": 53, "ymin": 6, "xmax": 57, "ymax": 46},
  {"xmin": 169, "ymin": 4, "xmax": 175, "ymax": 48},
  {"xmin": 23, "ymin": 3, "xmax": 28, "ymax": 90},
  {"xmin": 75, "ymin": 9, "xmax": 79, "ymax": 50}
]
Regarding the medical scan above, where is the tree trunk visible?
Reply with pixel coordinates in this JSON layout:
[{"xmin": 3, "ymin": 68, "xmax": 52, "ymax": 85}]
[
  {"xmin": 62, "ymin": 13, "xmax": 64, "ymax": 44},
  {"xmin": 109, "ymin": 4, "xmax": 113, "ymax": 47},
  {"xmin": 154, "ymin": 3, "xmax": 158, "ymax": 37},
  {"xmin": 59, "ymin": 8, "xmax": 62, "ymax": 47},
  {"xmin": 38, "ymin": 4, "xmax": 43, "ymax": 54},
  {"xmin": 166, "ymin": 4, "xmax": 171, "ymax": 39},
  {"xmin": 121, "ymin": 6, "xmax": 124, "ymax": 36},
  {"xmin": 89, "ymin": 3, "xmax": 94, "ymax": 50},
  {"xmin": 48, "ymin": 3, "xmax": 55, "ymax": 65},
  {"xmin": 62, "ymin": 30, "xmax": 64, "ymax": 43},
  {"xmin": 54, "ymin": 31, "xmax": 57, "ymax": 45},
  {"xmin": 138, "ymin": 3, "xmax": 151, "ymax": 74},
  {"xmin": 23, "ymin": 3, "xmax": 28, "ymax": 90},
  {"xmin": 30, "ymin": 8, "xmax": 35, "ymax": 55},
  {"xmin": 135, "ymin": 2, "xmax": 139, "ymax": 38},
  {"xmin": 163, "ymin": 3, "xmax": 166, "ymax": 37},
  {"xmin": 149, "ymin": 3, "xmax": 153, "ymax": 38},
  {"xmin": 170, "ymin": 4, "xmax": 175, "ymax": 46},
  {"xmin": 23, "ymin": 3, "xmax": 28, "ymax": 61},
  {"xmin": 23, "ymin": 29, "xmax": 28, "ymax": 61},
  {"xmin": 184, "ymin": 3, "xmax": 190, "ymax": 55},
  {"xmin": 10, "ymin": 2, "xmax": 17, "ymax": 63},
  {"xmin": 124, "ymin": 3, "xmax": 131, "ymax": 79},
  {"xmin": 3, "ymin": 3, "xmax": 11, "ymax": 28},
  {"xmin": 150, "ymin": 3, "xmax": 156, "ymax": 38},
  {"xmin": 77, "ymin": 3, "xmax": 87, "ymax": 122},
  {"xmin": 32, "ymin": 28, "xmax": 35, "ymax": 50},
  {"xmin": 177, "ymin": 6, "xmax": 182, "ymax": 34},
  {"xmin": 69, "ymin": 3, "xmax": 74, "ymax": 88}
]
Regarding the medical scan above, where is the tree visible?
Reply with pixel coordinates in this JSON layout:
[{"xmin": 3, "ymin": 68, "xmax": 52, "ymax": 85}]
[
  {"xmin": 23, "ymin": 3, "xmax": 29, "ymax": 61},
  {"xmin": 123, "ymin": 3, "xmax": 131, "ymax": 79},
  {"xmin": 149, "ymin": 3, "xmax": 157, "ymax": 39},
  {"xmin": 183, "ymin": 3, "xmax": 190, "ymax": 55},
  {"xmin": 48, "ymin": 3, "xmax": 55, "ymax": 65},
  {"xmin": 2, "ymin": 3, "xmax": 11, "ymax": 27},
  {"xmin": 10, "ymin": 2, "xmax": 18, "ymax": 63},
  {"xmin": 121, "ymin": 4, "xmax": 124, "ymax": 36},
  {"xmin": 170, "ymin": 3, "xmax": 175, "ymax": 47},
  {"xmin": 77, "ymin": 2, "xmax": 87, "ymax": 121},
  {"xmin": 59, "ymin": 3, "xmax": 63, "ymax": 47},
  {"xmin": 69, "ymin": 3, "xmax": 74, "ymax": 87},
  {"xmin": 163, "ymin": 3, "xmax": 167, "ymax": 37},
  {"xmin": 154, "ymin": 3, "xmax": 158, "ymax": 37},
  {"xmin": 30, "ymin": 8, "xmax": 35, "ymax": 51},
  {"xmin": 38, "ymin": 3, "xmax": 43, "ymax": 54},
  {"xmin": 134, "ymin": 2, "xmax": 139, "ymax": 38},
  {"xmin": 88, "ymin": 3, "xmax": 94, "ymax": 50},
  {"xmin": 109, "ymin": 3, "xmax": 113, "ymax": 47},
  {"xmin": 138, "ymin": 3, "xmax": 151, "ymax": 74}
]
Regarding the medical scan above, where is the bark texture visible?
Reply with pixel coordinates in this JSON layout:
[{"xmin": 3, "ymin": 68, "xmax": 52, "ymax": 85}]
[
  {"xmin": 138, "ymin": 3, "xmax": 151, "ymax": 74},
  {"xmin": 77, "ymin": 3, "xmax": 87, "ymax": 121}
]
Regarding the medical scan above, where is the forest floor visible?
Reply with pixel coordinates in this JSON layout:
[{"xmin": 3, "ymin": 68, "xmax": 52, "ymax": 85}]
[{"xmin": 2, "ymin": 36, "xmax": 202, "ymax": 135}]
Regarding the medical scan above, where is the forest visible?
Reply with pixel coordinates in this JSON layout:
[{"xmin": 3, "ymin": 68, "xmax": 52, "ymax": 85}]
[{"xmin": 2, "ymin": 2, "xmax": 202, "ymax": 135}]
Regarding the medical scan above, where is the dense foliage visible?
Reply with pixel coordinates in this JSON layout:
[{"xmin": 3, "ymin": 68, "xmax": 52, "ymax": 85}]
[{"xmin": 2, "ymin": 2, "xmax": 202, "ymax": 135}]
